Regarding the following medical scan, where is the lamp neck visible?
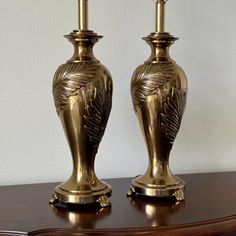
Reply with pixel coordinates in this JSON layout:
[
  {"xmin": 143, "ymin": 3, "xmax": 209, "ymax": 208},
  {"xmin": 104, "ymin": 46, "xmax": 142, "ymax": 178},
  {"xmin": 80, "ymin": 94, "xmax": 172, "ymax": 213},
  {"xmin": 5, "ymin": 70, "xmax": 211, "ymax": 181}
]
[
  {"xmin": 65, "ymin": 31, "xmax": 102, "ymax": 63},
  {"xmin": 144, "ymin": 33, "xmax": 177, "ymax": 63}
]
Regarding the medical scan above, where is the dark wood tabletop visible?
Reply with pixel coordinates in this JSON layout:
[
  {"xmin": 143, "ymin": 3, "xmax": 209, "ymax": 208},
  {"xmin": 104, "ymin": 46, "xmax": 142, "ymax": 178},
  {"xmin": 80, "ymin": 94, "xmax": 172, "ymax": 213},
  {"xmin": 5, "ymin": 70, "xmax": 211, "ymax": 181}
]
[{"xmin": 0, "ymin": 172, "xmax": 236, "ymax": 236}]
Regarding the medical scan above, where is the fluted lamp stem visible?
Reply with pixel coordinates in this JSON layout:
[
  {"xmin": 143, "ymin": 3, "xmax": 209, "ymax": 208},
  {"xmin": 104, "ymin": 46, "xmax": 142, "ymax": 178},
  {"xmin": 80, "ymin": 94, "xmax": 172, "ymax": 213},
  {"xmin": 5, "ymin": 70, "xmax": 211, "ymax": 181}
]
[
  {"xmin": 155, "ymin": 0, "xmax": 167, "ymax": 33},
  {"xmin": 78, "ymin": 0, "xmax": 88, "ymax": 30}
]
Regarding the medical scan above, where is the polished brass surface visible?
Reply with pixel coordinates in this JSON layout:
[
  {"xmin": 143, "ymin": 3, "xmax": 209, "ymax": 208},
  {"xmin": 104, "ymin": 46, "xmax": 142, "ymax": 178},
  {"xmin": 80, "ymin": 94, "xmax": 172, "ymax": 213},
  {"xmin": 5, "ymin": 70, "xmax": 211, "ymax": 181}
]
[
  {"xmin": 128, "ymin": 0, "xmax": 187, "ymax": 201},
  {"xmin": 79, "ymin": 0, "xmax": 88, "ymax": 30},
  {"xmin": 50, "ymin": 0, "xmax": 112, "ymax": 208},
  {"xmin": 155, "ymin": 0, "xmax": 167, "ymax": 32}
]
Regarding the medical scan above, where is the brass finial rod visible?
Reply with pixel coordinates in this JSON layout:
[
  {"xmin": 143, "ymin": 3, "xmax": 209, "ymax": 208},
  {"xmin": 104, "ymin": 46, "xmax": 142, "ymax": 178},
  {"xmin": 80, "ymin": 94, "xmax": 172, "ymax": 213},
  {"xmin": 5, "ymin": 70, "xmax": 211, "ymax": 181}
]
[
  {"xmin": 78, "ymin": 0, "xmax": 88, "ymax": 30},
  {"xmin": 155, "ymin": 0, "xmax": 167, "ymax": 33}
]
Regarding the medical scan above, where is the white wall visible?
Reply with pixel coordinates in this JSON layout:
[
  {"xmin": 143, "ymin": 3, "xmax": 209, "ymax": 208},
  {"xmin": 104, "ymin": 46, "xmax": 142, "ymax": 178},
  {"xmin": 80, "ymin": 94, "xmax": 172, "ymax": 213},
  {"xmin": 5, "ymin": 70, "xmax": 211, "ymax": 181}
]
[{"xmin": 0, "ymin": 0, "xmax": 236, "ymax": 185}]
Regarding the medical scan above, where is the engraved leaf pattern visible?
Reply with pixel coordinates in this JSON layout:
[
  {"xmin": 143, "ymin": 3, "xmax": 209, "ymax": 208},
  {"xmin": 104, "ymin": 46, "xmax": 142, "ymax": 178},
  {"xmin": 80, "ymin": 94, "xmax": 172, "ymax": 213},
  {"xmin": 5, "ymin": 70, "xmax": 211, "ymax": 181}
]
[
  {"xmin": 131, "ymin": 63, "xmax": 175, "ymax": 109},
  {"xmin": 83, "ymin": 85, "xmax": 112, "ymax": 147},
  {"xmin": 161, "ymin": 88, "xmax": 186, "ymax": 144},
  {"xmin": 53, "ymin": 63, "xmax": 98, "ymax": 112}
]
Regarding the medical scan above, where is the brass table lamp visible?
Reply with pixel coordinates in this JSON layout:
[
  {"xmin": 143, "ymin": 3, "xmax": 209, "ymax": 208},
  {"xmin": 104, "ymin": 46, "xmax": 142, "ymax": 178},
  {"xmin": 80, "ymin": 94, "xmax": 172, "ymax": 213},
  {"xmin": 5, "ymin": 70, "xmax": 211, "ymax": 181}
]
[
  {"xmin": 50, "ymin": 0, "xmax": 113, "ymax": 208},
  {"xmin": 128, "ymin": 0, "xmax": 188, "ymax": 201}
]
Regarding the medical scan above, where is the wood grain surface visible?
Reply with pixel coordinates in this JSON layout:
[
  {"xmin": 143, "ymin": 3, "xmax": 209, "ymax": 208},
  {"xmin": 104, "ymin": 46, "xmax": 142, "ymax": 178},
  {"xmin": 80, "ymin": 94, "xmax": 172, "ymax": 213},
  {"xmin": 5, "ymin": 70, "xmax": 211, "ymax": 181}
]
[{"xmin": 0, "ymin": 172, "xmax": 236, "ymax": 235}]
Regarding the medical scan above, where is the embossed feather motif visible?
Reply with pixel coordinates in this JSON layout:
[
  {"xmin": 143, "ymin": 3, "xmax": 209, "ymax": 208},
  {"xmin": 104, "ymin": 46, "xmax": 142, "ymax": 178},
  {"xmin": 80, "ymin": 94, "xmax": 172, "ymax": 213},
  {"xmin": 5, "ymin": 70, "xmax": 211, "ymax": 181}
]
[
  {"xmin": 83, "ymin": 86, "xmax": 112, "ymax": 147},
  {"xmin": 161, "ymin": 88, "xmax": 186, "ymax": 144},
  {"xmin": 131, "ymin": 63, "xmax": 175, "ymax": 109},
  {"xmin": 53, "ymin": 63, "xmax": 98, "ymax": 113}
]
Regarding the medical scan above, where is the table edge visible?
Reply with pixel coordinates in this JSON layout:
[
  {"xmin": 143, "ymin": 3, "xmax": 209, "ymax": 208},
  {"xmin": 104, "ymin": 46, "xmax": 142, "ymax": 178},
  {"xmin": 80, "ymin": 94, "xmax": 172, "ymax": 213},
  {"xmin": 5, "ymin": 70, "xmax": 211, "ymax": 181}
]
[{"xmin": 0, "ymin": 215, "xmax": 234, "ymax": 236}]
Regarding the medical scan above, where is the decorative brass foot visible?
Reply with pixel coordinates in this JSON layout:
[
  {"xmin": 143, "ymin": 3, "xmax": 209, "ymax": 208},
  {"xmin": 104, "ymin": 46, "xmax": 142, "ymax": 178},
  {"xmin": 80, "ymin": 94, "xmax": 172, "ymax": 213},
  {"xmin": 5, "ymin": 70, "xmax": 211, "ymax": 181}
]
[
  {"xmin": 49, "ymin": 194, "xmax": 58, "ymax": 205},
  {"xmin": 172, "ymin": 189, "xmax": 185, "ymax": 201},
  {"xmin": 97, "ymin": 195, "xmax": 110, "ymax": 208},
  {"xmin": 127, "ymin": 186, "xmax": 135, "ymax": 197}
]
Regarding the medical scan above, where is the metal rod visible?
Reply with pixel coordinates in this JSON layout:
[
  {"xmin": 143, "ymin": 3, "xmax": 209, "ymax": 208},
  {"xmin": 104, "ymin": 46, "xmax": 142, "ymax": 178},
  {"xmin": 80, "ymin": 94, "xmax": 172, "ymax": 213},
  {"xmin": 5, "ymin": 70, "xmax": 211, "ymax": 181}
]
[
  {"xmin": 155, "ymin": 0, "xmax": 167, "ymax": 33},
  {"xmin": 78, "ymin": 0, "xmax": 88, "ymax": 30}
]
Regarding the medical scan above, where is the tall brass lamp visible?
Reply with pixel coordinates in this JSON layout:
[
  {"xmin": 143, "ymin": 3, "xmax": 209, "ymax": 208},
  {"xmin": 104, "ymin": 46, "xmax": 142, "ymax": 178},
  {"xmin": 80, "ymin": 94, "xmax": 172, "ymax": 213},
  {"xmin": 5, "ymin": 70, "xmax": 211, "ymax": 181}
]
[
  {"xmin": 50, "ymin": 0, "xmax": 113, "ymax": 208},
  {"xmin": 128, "ymin": 0, "xmax": 188, "ymax": 201}
]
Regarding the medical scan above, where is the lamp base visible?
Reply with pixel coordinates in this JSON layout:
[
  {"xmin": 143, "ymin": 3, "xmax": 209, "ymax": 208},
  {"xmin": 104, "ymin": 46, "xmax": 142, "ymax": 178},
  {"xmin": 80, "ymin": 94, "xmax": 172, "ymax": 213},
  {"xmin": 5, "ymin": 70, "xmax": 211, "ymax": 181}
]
[
  {"xmin": 127, "ymin": 175, "xmax": 185, "ymax": 201},
  {"xmin": 50, "ymin": 180, "xmax": 112, "ymax": 208}
]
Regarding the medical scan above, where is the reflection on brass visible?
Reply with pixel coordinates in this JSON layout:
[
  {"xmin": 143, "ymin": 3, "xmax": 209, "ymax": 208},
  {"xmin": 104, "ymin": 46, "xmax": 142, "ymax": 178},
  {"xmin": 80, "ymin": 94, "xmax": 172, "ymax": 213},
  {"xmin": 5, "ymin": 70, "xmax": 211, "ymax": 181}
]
[
  {"xmin": 50, "ymin": 0, "xmax": 112, "ymax": 208},
  {"xmin": 52, "ymin": 205, "xmax": 110, "ymax": 227},
  {"xmin": 128, "ymin": 0, "xmax": 187, "ymax": 201},
  {"xmin": 128, "ymin": 196, "xmax": 184, "ymax": 227}
]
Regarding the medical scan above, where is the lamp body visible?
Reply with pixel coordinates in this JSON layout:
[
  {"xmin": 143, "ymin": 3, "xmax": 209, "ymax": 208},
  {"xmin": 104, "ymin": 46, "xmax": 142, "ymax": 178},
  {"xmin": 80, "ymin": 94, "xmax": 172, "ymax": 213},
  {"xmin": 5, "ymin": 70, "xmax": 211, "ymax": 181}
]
[
  {"xmin": 51, "ymin": 30, "xmax": 112, "ymax": 208},
  {"xmin": 128, "ymin": 33, "xmax": 187, "ymax": 201}
]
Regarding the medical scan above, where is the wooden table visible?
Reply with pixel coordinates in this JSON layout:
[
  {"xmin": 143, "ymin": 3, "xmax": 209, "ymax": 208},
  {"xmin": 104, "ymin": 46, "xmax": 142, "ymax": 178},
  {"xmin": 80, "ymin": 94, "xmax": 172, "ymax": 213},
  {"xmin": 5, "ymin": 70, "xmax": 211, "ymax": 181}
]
[{"xmin": 0, "ymin": 172, "xmax": 236, "ymax": 235}]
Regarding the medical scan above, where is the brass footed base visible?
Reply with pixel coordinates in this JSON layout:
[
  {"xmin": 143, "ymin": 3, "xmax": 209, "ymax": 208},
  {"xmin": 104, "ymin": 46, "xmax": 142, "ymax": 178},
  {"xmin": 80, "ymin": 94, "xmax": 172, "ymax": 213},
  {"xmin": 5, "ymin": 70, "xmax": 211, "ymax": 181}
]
[
  {"xmin": 50, "ymin": 179, "xmax": 112, "ymax": 208},
  {"xmin": 128, "ymin": 175, "xmax": 185, "ymax": 201}
]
